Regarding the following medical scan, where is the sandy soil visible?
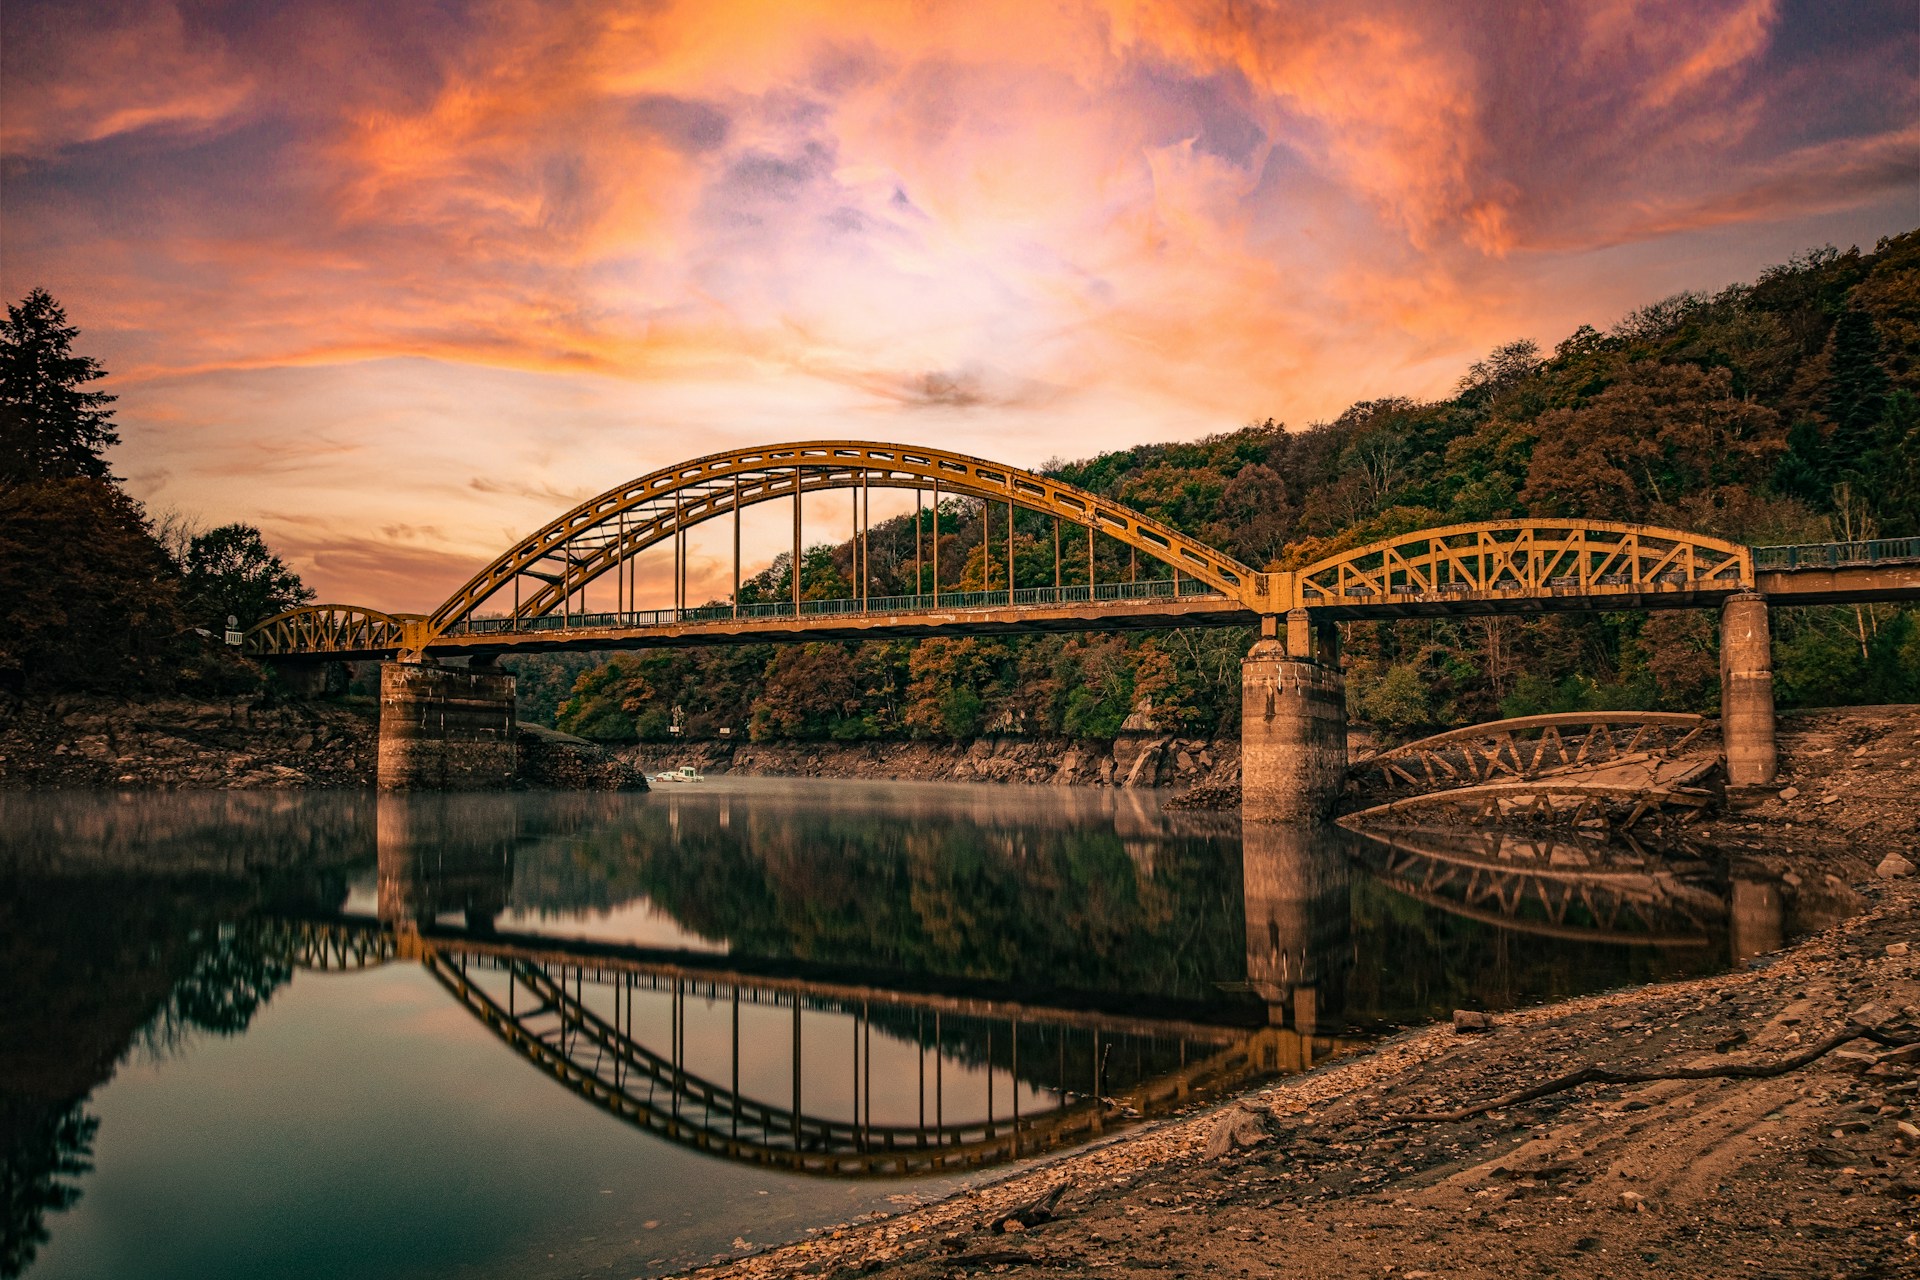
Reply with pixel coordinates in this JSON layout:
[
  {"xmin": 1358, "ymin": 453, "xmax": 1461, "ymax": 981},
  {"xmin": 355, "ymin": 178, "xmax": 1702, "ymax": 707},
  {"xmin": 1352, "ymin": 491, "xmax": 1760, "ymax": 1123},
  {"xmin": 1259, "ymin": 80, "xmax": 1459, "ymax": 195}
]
[{"xmin": 683, "ymin": 706, "xmax": 1920, "ymax": 1280}]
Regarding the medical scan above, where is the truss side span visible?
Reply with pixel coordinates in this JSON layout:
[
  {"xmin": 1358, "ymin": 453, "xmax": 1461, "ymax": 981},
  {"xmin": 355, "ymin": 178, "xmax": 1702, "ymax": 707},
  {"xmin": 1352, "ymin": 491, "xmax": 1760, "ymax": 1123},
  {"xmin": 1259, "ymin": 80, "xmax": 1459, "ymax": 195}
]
[
  {"xmin": 426, "ymin": 443, "xmax": 1263, "ymax": 643},
  {"xmin": 1291, "ymin": 520, "xmax": 1753, "ymax": 611},
  {"xmin": 244, "ymin": 604, "xmax": 425, "ymax": 659}
]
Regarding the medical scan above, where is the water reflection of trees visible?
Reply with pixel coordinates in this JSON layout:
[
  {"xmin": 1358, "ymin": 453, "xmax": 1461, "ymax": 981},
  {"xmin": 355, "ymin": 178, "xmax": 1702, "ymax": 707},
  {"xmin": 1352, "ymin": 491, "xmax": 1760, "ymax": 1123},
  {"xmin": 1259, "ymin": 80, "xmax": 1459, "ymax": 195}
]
[
  {"xmin": 496, "ymin": 794, "xmax": 1246, "ymax": 1004},
  {"xmin": 0, "ymin": 803, "xmax": 360, "ymax": 1277},
  {"xmin": 0, "ymin": 788, "xmax": 1781, "ymax": 1254},
  {"xmin": 2, "ymin": 1098, "xmax": 96, "ymax": 1278}
]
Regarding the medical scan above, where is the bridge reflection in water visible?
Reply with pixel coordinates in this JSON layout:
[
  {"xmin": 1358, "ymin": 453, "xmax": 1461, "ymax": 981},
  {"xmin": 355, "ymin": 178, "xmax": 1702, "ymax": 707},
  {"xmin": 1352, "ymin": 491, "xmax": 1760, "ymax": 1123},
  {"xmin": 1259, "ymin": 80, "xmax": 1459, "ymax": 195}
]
[
  {"xmin": 257, "ymin": 787, "xmax": 1788, "ymax": 1180},
  {"xmin": 267, "ymin": 793, "xmax": 1348, "ymax": 1177}
]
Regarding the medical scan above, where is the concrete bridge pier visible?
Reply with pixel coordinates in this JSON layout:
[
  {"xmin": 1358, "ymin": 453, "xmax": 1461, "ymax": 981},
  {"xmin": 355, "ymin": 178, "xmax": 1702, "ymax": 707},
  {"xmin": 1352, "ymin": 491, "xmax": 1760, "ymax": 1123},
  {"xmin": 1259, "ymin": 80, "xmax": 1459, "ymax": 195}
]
[
  {"xmin": 377, "ymin": 661, "xmax": 517, "ymax": 790},
  {"xmin": 1241, "ymin": 609, "xmax": 1349, "ymax": 824},
  {"xmin": 1720, "ymin": 592, "xmax": 1778, "ymax": 788}
]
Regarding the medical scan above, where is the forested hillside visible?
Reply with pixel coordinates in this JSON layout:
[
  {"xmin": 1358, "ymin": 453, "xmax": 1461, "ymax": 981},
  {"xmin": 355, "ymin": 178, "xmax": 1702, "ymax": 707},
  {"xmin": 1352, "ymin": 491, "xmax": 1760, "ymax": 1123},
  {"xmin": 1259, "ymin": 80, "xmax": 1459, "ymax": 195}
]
[{"xmin": 547, "ymin": 232, "xmax": 1919, "ymax": 743}]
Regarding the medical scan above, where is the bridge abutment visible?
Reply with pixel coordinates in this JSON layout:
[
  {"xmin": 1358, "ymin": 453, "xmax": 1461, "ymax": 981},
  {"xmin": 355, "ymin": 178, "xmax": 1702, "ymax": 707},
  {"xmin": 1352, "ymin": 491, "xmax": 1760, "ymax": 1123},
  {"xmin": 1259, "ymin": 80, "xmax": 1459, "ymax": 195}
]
[
  {"xmin": 377, "ymin": 661, "xmax": 517, "ymax": 790},
  {"xmin": 1241, "ymin": 615, "xmax": 1348, "ymax": 824},
  {"xmin": 1719, "ymin": 591, "xmax": 1777, "ymax": 788}
]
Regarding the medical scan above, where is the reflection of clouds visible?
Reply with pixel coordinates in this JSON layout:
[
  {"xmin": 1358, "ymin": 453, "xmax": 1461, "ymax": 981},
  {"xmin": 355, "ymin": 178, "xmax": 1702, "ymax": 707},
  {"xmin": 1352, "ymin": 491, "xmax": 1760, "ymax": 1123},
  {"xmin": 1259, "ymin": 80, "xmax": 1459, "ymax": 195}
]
[{"xmin": 3, "ymin": 1, "xmax": 1912, "ymax": 603}]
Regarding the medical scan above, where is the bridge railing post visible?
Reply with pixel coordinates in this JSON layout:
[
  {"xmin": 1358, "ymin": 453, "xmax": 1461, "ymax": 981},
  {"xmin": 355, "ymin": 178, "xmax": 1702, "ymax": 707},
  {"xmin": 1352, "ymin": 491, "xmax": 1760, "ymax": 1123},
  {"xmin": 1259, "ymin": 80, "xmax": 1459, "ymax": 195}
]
[{"xmin": 1719, "ymin": 591, "xmax": 1777, "ymax": 789}]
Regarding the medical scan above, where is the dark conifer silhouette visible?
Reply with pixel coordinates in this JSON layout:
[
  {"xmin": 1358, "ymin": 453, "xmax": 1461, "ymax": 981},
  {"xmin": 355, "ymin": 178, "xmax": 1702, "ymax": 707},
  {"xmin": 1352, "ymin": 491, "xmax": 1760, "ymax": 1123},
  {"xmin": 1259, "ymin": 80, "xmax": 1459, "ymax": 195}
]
[{"xmin": 0, "ymin": 289, "xmax": 119, "ymax": 482}]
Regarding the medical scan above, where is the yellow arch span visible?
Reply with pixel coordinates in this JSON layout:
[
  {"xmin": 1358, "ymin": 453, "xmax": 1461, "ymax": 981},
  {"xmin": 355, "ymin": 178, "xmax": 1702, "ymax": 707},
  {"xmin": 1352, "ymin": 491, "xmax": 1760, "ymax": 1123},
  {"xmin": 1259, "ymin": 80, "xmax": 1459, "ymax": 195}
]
[{"xmin": 427, "ymin": 441, "xmax": 1262, "ymax": 639}]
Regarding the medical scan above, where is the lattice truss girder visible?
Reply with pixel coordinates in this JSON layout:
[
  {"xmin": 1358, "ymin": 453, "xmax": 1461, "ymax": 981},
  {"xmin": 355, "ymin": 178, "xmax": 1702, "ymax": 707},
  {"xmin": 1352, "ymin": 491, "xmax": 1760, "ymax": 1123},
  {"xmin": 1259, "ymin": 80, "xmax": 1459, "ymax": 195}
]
[
  {"xmin": 1355, "ymin": 831, "xmax": 1728, "ymax": 943},
  {"xmin": 1295, "ymin": 520, "xmax": 1753, "ymax": 605},
  {"xmin": 244, "ymin": 605, "xmax": 421, "ymax": 657},
  {"xmin": 430, "ymin": 443, "xmax": 1259, "ymax": 636},
  {"xmin": 1358, "ymin": 712, "xmax": 1711, "ymax": 795}
]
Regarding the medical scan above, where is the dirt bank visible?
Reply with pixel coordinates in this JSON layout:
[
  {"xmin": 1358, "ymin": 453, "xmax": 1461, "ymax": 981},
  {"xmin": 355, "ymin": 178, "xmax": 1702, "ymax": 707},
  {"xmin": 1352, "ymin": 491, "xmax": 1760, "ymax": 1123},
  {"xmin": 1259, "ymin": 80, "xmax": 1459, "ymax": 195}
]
[{"xmin": 1694, "ymin": 704, "xmax": 1920, "ymax": 883}]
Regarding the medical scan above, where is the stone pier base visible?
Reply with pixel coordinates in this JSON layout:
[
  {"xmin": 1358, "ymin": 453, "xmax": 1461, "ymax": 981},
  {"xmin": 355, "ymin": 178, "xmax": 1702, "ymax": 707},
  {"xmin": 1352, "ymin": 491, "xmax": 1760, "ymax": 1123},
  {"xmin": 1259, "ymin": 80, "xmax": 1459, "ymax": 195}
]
[
  {"xmin": 1720, "ymin": 592, "xmax": 1777, "ymax": 788},
  {"xmin": 377, "ymin": 662, "xmax": 516, "ymax": 790},
  {"xmin": 1241, "ymin": 635, "xmax": 1348, "ymax": 825}
]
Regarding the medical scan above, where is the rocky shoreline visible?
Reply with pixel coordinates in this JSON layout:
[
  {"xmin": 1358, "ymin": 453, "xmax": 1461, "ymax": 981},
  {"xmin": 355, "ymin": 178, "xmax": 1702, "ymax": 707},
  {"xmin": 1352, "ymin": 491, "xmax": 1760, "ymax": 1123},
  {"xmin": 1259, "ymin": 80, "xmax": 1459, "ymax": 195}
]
[
  {"xmin": 0, "ymin": 695, "xmax": 646, "ymax": 790},
  {"xmin": 619, "ymin": 732, "xmax": 1267, "ymax": 792}
]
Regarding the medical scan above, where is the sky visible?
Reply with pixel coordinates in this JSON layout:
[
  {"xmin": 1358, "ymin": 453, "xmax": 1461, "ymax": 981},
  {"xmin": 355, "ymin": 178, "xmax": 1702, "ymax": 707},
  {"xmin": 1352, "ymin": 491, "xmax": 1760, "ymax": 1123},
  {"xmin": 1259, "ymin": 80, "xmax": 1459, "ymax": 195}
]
[{"xmin": 3, "ymin": 0, "xmax": 1916, "ymax": 612}]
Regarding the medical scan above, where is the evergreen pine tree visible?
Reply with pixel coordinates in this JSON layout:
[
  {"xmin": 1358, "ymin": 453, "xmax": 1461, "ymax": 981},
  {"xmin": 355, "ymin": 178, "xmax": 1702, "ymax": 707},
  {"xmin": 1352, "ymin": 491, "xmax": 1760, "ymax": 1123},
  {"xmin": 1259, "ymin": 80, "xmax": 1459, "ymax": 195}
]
[
  {"xmin": 0, "ymin": 289, "xmax": 119, "ymax": 482},
  {"xmin": 1826, "ymin": 303, "xmax": 1889, "ymax": 476}
]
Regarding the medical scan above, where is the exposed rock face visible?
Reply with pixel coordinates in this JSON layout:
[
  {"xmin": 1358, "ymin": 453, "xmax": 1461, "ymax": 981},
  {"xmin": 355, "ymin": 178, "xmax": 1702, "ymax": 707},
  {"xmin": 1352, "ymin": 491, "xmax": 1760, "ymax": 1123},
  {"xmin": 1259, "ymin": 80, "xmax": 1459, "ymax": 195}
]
[
  {"xmin": 620, "ymin": 733, "xmax": 1250, "ymax": 790},
  {"xmin": 0, "ymin": 694, "xmax": 378, "ymax": 788},
  {"xmin": 515, "ymin": 724, "xmax": 649, "ymax": 790},
  {"xmin": 0, "ymin": 696, "xmax": 640, "ymax": 791}
]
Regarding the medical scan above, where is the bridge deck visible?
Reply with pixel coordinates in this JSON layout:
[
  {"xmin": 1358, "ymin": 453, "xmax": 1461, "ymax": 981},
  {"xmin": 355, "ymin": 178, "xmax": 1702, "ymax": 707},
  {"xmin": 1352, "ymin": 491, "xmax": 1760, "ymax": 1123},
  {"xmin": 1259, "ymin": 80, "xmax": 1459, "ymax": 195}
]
[
  {"xmin": 409, "ymin": 559, "xmax": 1919, "ymax": 659},
  {"xmin": 251, "ymin": 529, "xmax": 1920, "ymax": 661}
]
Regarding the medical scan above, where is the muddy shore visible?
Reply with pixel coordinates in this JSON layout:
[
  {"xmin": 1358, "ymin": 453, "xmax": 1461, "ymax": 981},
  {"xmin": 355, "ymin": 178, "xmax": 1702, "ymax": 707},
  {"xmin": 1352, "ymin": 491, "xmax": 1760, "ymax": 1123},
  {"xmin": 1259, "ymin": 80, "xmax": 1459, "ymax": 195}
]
[{"xmin": 679, "ymin": 706, "xmax": 1920, "ymax": 1280}]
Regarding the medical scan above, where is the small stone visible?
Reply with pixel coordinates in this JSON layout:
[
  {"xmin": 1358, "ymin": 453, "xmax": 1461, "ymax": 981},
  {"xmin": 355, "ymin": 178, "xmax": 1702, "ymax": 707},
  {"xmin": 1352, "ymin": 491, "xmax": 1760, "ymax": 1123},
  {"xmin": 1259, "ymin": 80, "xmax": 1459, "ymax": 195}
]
[
  {"xmin": 1898, "ymin": 1121, "xmax": 1920, "ymax": 1139},
  {"xmin": 999, "ymin": 1218, "xmax": 1025, "ymax": 1233},
  {"xmin": 1888, "ymin": 942, "xmax": 1911, "ymax": 957},
  {"xmin": 1204, "ymin": 1105, "xmax": 1269, "ymax": 1158},
  {"xmin": 1877, "ymin": 853, "xmax": 1915, "ymax": 879},
  {"xmin": 1776, "ymin": 785, "xmax": 1799, "ymax": 800},
  {"xmin": 1453, "ymin": 1010, "xmax": 1495, "ymax": 1033},
  {"xmin": 1851, "ymin": 1003, "xmax": 1897, "ymax": 1029}
]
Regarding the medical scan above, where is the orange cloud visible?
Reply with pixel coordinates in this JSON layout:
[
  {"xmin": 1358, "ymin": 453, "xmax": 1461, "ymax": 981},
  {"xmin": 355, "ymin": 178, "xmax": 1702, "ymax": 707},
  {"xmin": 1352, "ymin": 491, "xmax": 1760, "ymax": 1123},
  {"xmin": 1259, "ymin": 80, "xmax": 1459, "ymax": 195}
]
[{"xmin": 2, "ymin": 0, "xmax": 1913, "ymax": 608}]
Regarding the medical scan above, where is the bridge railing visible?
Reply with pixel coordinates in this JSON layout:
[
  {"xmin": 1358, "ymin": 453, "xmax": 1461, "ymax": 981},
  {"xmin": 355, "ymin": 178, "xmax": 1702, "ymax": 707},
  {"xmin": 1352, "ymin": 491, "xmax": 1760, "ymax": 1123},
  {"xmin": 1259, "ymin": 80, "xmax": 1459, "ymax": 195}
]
[
  {"xmin": 442, "ymin": 576, "xmax": 1226, "ymax": 637},
  {"xmin": 1754, "ymin": 536, "xmax": 1920, "ymax": 570}
]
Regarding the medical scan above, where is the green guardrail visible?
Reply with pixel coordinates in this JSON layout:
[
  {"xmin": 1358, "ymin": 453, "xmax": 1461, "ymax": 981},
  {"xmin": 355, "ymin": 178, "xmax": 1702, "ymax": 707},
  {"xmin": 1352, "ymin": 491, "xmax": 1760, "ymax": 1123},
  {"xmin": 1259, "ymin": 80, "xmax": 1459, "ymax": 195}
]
[{"xmin": 1753, "ymin": 537, "xmax": 1920, "ymax": 571}]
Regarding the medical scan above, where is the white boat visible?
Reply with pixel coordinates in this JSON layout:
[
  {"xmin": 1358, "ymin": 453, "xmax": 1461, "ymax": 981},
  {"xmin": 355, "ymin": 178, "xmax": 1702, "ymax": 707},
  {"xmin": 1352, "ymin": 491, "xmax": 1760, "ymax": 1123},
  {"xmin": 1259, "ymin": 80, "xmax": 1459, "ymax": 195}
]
[{"xmin": 650, "ymin": 765, "xmax": 705, "ymax": 783}]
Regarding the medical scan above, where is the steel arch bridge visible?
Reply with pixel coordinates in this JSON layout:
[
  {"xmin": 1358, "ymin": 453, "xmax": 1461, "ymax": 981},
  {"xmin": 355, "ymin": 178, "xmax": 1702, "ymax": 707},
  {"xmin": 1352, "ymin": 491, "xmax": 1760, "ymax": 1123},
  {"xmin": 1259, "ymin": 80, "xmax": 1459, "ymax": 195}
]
[
  {"xmin": 269, "ymin": 916, "xmax": 1344, "ymax": 1177},
  {"xmin": 234, "ymin": 439, "xmax": 1911, "ymax": 663}
]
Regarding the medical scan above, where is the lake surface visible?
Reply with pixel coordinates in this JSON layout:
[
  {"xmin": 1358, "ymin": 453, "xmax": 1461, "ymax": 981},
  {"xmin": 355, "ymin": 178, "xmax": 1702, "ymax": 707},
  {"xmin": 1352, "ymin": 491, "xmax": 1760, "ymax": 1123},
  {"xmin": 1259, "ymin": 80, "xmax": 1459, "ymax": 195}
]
[{"xmin": 1, "ymin": 780, "xmax": 1776, "ymax": 1279}]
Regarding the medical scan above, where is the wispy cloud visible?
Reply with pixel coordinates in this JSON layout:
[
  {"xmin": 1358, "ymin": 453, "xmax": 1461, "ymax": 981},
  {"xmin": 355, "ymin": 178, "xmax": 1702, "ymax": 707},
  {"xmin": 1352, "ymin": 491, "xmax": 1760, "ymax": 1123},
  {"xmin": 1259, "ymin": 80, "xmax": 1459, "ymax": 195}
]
[{"xmin": 1, "ymin": 0, "xmax": 1912, "ymax": 606}]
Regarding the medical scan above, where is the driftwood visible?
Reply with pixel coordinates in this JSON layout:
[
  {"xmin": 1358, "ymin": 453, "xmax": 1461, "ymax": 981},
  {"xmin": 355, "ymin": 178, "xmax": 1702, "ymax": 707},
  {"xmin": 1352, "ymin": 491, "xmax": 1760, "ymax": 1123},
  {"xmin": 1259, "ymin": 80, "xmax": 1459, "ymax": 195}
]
[
  {"xmin": 1388, "ymin": 1024, "xmax": 1915, "ymax": 1123},
  {"xmin": 990, "ymin": 1181, "xmax": 1070, "ymax": 1233}
]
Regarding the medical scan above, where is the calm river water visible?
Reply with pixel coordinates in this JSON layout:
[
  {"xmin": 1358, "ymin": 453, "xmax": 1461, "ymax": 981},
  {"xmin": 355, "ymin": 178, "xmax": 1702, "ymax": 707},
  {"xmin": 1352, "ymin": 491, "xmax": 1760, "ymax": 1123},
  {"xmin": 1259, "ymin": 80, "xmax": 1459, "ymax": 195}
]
[{"xmin": 2, "ymin": 780, "xmax": 1766, "ymax": 1279}]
